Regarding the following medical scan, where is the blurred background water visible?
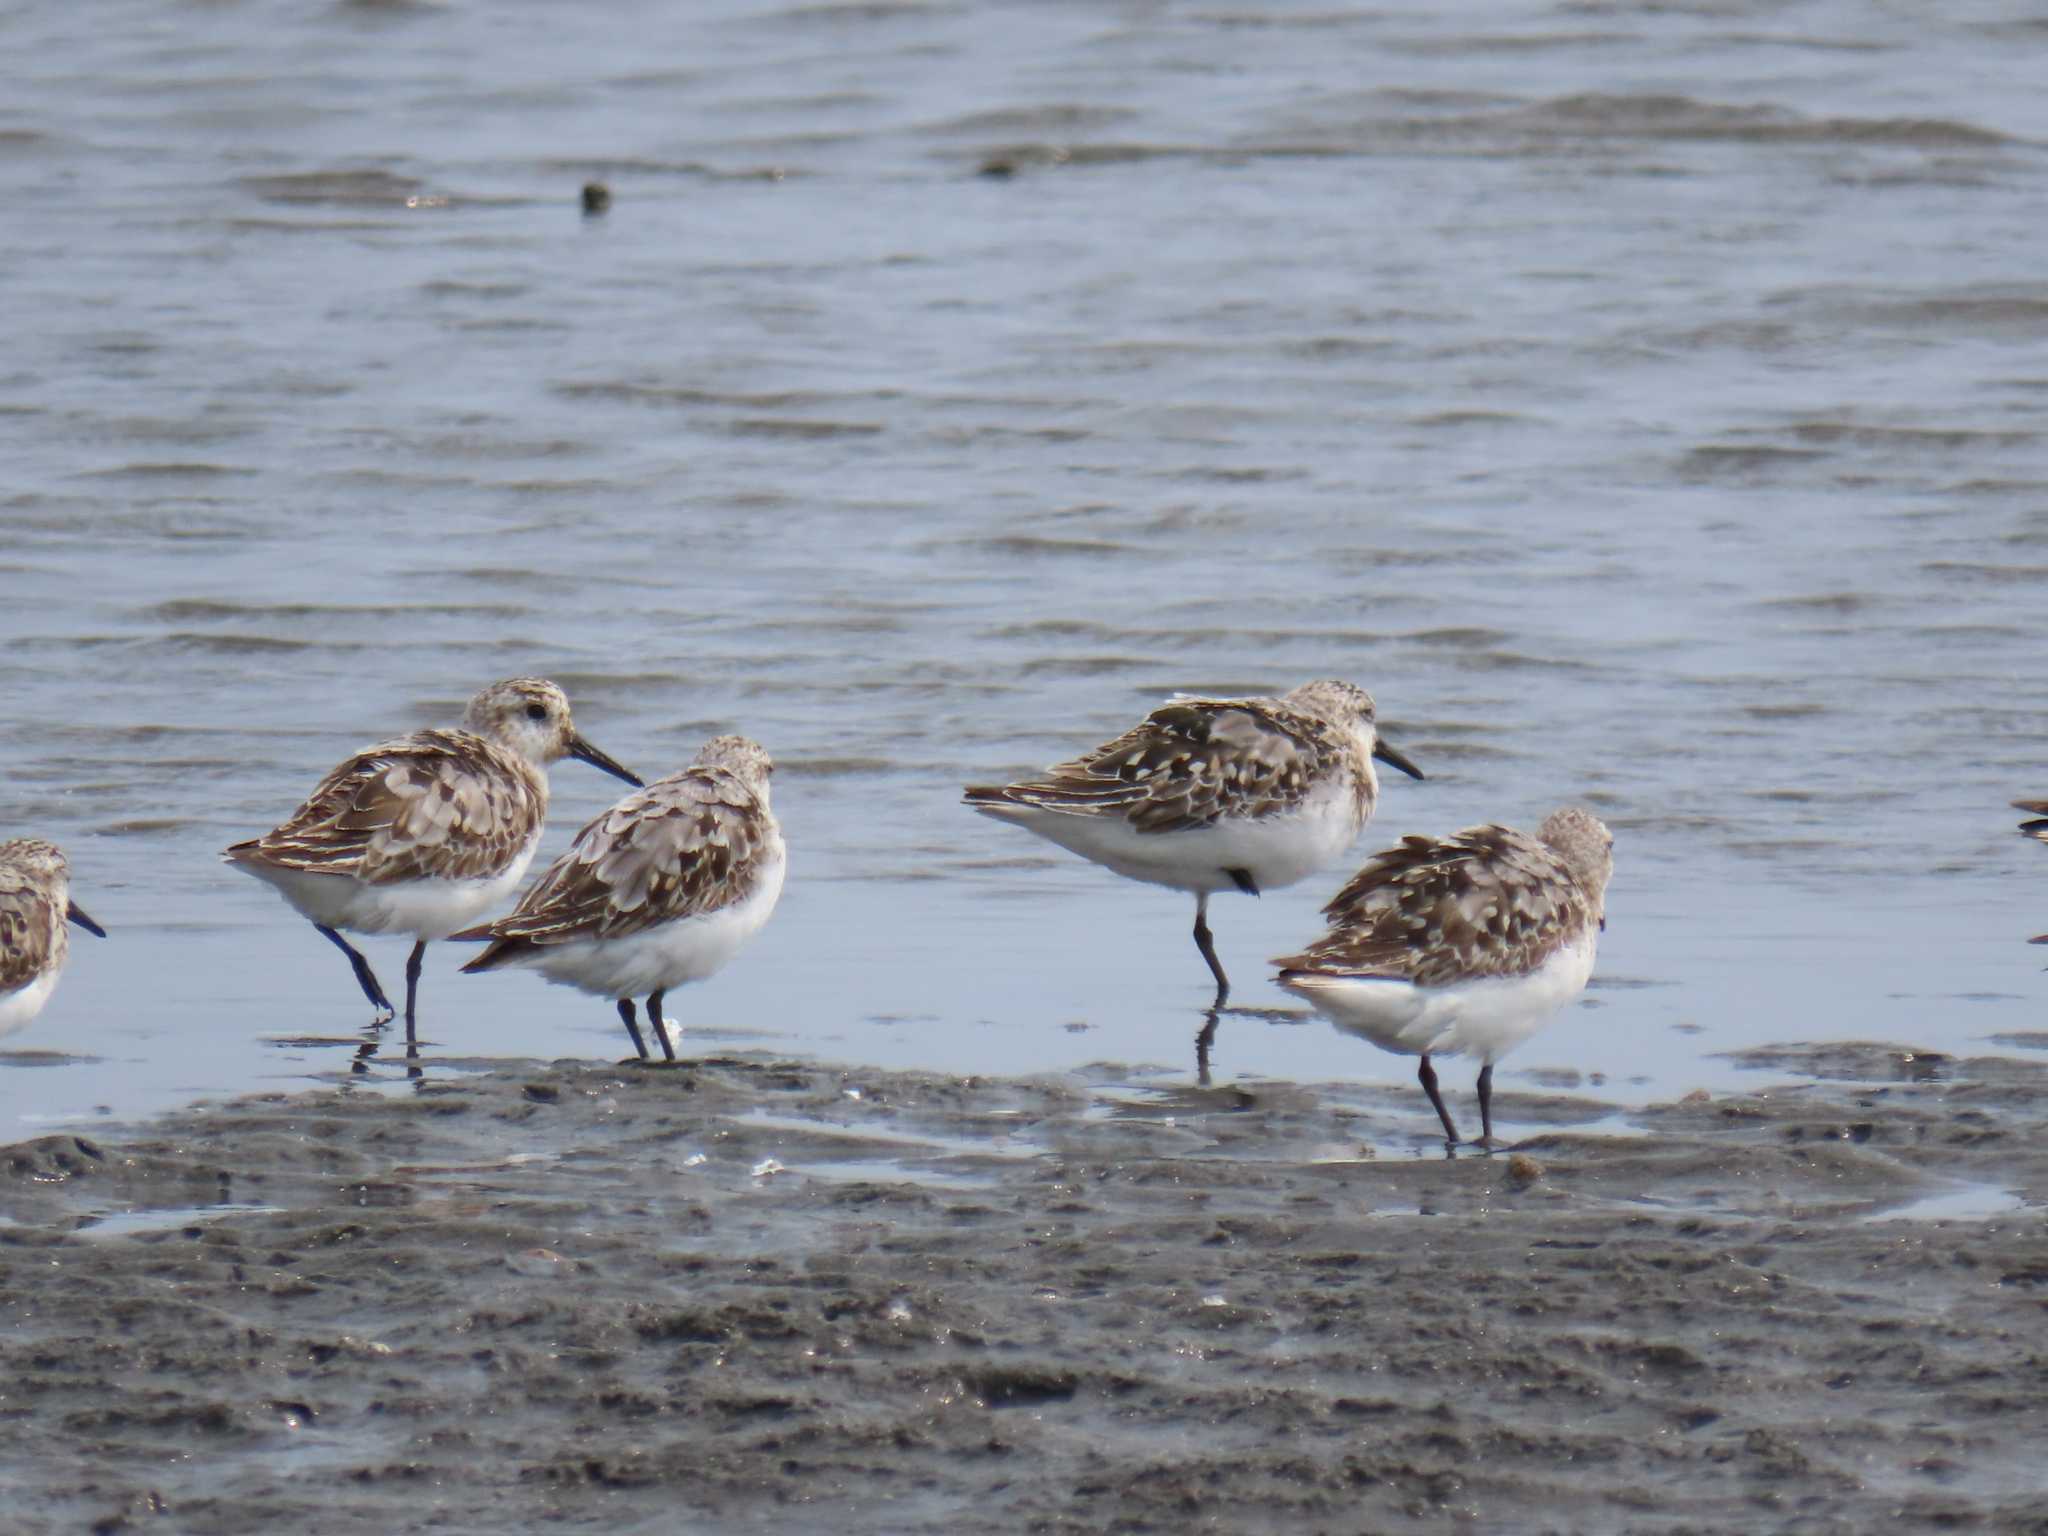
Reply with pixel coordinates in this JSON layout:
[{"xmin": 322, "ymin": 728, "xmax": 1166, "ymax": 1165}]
[{"xmin": 4, "ymin": 0, "xmax": 2048, "ymax": 1140}]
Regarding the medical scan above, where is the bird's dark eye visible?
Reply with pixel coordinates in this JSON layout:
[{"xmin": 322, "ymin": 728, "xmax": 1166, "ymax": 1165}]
[{"xmin": 525, "ymin": 703, "xmax": 548, "ymax": 722}]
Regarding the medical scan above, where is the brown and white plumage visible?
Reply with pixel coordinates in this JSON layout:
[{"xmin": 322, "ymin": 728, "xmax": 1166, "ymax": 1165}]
[
  {"xmin": 0, "ymin": 839, "xmax": 106, "ymax": 1040},
  {"xmin": 1277, "ymin": 816, "xmax": 1607, "ymax": 986},
  {"xmin": 454, "ymin": 735, "xmax": 785, "ymax": 1062},
  {"xmin": 224, "ymin": 677, "xmax": 642, "ymax": 1031},
  {"xmin": 1275, "ymin": 807, "xmax": 1613, "ymax": 1147},
  {"xmin": 963, "ymin": 680, "xmax": 1424, "ymax": 1003},
  {"xmin": 227, "ymin": 728, "xmax": 552, "ymax": 888}
]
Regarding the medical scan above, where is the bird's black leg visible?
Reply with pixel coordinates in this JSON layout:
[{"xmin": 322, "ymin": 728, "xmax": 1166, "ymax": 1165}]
[
  {"xmin": 616, "ymin": 998, "xmax": 650, "ymax": 1061},
  {"xmin": 1225, "ymin": 867, "xmax": 1259, "ymax": 898},
  {"xmin": 1418, "ymin": 1054, "xmax": 1460, "ymax": 1144},
  {"xmin": 1476, "ymin": 1063, "xmax": 1495, "ymax": 1149},
  {"xmin": 1193, "ymin": 893, "xmax": 1230, "ymax": 1007},
  {"xmin": 318, "ymin": 925, "xmax": 394, "ymax": 1024},
  {"xmin": 647, "ymin": 990, "xmax": 676, "ymax": 1062},
  {"xmin": 402, "ymin": 940, "xmax": 426, "ymax": 1042}
]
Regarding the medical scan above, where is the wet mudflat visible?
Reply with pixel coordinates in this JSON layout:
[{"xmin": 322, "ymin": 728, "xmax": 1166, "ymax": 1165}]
[{"xmin": 4, "ymin": 1046, "xmax": 2048, "ymax": 1535}]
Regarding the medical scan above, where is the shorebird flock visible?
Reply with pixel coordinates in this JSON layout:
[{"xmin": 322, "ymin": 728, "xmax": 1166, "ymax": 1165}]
[{"xmin": 6, "ymin": 674, "xmax": 2038, "ymax": 1147}]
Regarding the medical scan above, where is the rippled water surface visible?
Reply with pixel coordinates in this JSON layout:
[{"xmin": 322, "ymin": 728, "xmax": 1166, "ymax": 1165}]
[{"xmin": 6, "ymin": 0, "xmax": 2048, "ymax": 1137}]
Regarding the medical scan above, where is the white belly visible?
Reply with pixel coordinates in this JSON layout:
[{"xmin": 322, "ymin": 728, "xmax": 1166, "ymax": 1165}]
[
  {"xmin": 1280, "ymin": 932, "xmax": 1597, "ymax": 1066},
  {"xmin": 233, "ymin": 833, "xmax": 543, "ymax": 940},
  {"xmin": 977, "ymin": 779, "xmax": 1362, "ymax": 896},
  {"xmin": 517, "ymin": 853, "xmax": 786, "ymax": 1001},
  {"xmin": 0, "ymin": 972, "xmax": 58, "ymax": 1040}
]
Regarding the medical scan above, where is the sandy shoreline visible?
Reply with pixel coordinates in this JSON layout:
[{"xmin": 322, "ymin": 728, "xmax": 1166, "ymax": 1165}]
[{"xmin": 4, "ymin": 1044, "xmax": 2047, "ymax": 1534}]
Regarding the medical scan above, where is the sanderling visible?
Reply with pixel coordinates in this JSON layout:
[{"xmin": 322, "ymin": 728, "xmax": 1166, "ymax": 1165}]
[
  {"xmin": 963, "ymin": 680, "xmax": 1423, "ymax": 1003},
  {"xmin": 1273, "ymin": 807, "xmax": 1613, "ymax": 1147},
  {"xmin": 451, "ymin": 735, "xmax": 785, "ymax": 1062},
  {"xmin": 223, "ymin": 678, "xmax": 642, "ymax": 1033},
  {"xmin": 0, "ymin": 839, "xmax": 106, "ymax": 1041}
]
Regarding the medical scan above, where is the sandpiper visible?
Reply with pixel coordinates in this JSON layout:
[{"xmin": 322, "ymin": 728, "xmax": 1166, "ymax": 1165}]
[
  {"xmin": 1273, "ymin": 807, "xmax": 1613, "ymax": 1147},
  {"xmin": 223, "ymin": 678, "xmax": 642, "ymax": 1033},
  {"xmin": 0, "ymin": 839, "xmax": 106, "ymax": 1040},
  {"xmin": 452, "ymin": 735, "xmax": 785, "ymax": 1062},
  {"xmin": 963, "ymin": 680, "xmax": 1423, "ymax": 1003}
]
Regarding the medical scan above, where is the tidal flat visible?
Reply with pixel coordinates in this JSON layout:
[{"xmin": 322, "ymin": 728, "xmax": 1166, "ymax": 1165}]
[{"xmin": 3, "ymin": 1045, "xmax": 2047, "ymax": 1534}]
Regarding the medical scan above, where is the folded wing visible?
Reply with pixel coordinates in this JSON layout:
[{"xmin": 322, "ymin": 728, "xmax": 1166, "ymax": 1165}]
[
  {"xmin": 966, "ymin": 698, "xmax": 1341, "ymax": 833},
  {"xmin": 0, "ymin": 881, "xmax": 61, "ymax": 992},
  {"xmin": 1274, "ymin": 825, "xmax": 1594, "ymax": 985},
  {"xmin": 224, "ymin": 730, "xmax": 545, "ymax": 885},
  {"xmin": 461, "ymin": 769, "xmax": 774, "ymax": 961}
]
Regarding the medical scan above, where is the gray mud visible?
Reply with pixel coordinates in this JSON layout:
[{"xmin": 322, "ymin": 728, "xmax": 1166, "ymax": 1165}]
[{"xmin": 4, "ymin": 1047, "xmax": 2048, "ymax": 1534}]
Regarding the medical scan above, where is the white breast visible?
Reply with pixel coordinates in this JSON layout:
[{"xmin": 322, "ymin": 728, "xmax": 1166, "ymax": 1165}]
[
  {"xmin": 0, "ymin": 972, "xmax": 59, "ymax": 1040},
  {"xmin": 234, "ymin": 830, "xmax": 544, "ymax": 940},
  {"xmin": 521, "ymin": 850, "xmax": 788, "ymax": 1001},
  {"xmin": 976, "ymin": 775, "xmax": 1362, "ymax": 896},
  {"xmin": 1282, "ymin": 932, "xmax": 1598, "ymax": 1066}
]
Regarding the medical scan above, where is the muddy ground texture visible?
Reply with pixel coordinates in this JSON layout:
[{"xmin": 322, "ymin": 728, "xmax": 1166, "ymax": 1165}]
[{"xmin": 4, "ymin": 1040, "xmax": 2048, "ymax": 1535}]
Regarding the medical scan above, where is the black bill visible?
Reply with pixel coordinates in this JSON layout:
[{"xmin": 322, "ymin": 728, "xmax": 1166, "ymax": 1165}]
[
  {"xmin": 1373, "ymin": 737, "xmax": 1425, "ymax": 782},
  {"xmin": 66, "ymin": 900, "xmax": 107, "ymax": 938},
  {"xmin": 567, "ymin": 733, "xmax": 645, "ymax": 788}
]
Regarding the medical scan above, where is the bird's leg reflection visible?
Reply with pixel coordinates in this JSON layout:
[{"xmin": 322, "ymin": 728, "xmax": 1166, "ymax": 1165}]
[
  {"xmin": 1194, "ymin": 1007, "xmax": 1221, "ymax": 1086},
  {"xmin": 350, "ymin": 1031, "xmax": 425, "ymax": 1084}
]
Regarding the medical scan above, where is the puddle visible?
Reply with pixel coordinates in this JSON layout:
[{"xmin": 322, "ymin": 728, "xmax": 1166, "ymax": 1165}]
[
  {"xmin": 68, "ymin": 1201, "xmax": 285, "ymax": 1238},
  {"xmin": 730, "ymin": 1106, "xmax": 1043, "ymax": 1164},
  {"xmin": 1861, "ymin": 1184, "xmax": 2025, "ymax": 1224},
  {"xmin": 789, "ymin": 1156, "xmax": 991, "ymax": 1192}
]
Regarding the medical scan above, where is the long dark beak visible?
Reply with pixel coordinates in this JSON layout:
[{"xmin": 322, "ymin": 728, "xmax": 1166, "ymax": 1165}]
[
  {"xmin": 567, "ymin": 733, "xmax": 644, "ymax": 788},
  {"xmin": 66, "ymin": 900, "xmax": 107, "ymax": 938},
  {"xmin": 1373, "ymin": 737, "xmax": 1425, "ymax": 782}
]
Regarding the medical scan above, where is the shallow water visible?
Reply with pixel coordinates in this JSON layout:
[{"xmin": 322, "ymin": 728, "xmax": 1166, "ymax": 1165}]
[{"xmin": 5, "ymin": 0, "xmax": 2048, "ymax": 1137}]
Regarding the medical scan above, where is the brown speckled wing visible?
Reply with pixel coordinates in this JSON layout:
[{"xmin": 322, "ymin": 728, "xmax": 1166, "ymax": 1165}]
[
  {"xmin": 0, "ymin": 877, "xmax": 62, "ymax": 993},
  {"xmin": 1274, "ymin": 825, "xmax": 1595, "ymax": 984},
  {"xmin": 971, "ymin": 698, "xmax": 1350, "ymax": 833},
  {"xmin": 472, "ymin": 767, "xmax": 777, "ymax": 947},
  {"xmin": 226, "ymin": 729, "xmax": 547, "ymax": 886},
  {"xmin": 2016, "ymin": 799, "xmax": 2048, "ymax": 841}
]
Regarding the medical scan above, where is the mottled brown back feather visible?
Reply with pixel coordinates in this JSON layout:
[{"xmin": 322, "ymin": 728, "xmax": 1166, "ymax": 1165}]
[
  {"xmin": 967, "ymin": 697, "xmax": 1363, "ymax": 834},
  {"xmin": 456, "ymin": 764, "xmax": 776, "ymax": 961},
  {"xmin": 1273, "ymin": 824, "xmax": 1597, "ymax": 985},
  {"xmin": 226, "ymin": 729, "xmax": 548, "ymax": 885},
  {"xmin": 0, "ymin": 879, "xmax": 64, "ymax": 993}
]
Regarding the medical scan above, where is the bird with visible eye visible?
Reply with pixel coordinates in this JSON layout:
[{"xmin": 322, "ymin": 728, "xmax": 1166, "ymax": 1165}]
[
  {"xmin": 223, "ymin": 678, "xmax": 643, "ymax": 1037},
  {"xmin": 964, "ymin": 679, "xmax": 1423, "ymax": 1005}
]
